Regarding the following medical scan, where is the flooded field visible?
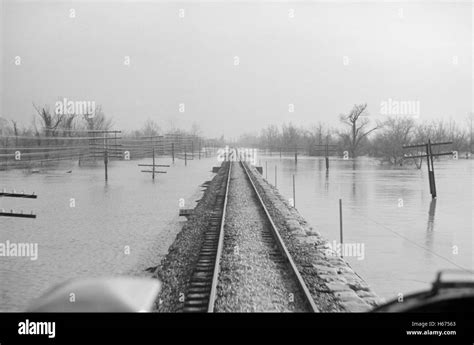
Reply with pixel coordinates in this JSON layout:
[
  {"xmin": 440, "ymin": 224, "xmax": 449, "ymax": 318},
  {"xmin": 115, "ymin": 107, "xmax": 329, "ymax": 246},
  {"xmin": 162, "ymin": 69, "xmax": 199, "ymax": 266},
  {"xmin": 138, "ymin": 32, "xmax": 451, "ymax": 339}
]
[
  {"xmin": 0, "ymin": 157, "xmax": 216, "ymax": 311},
  {"xmin": 259, "ymin": 155, "xmax": 473, "ymax": 301},
  {"xmin": 1, "ymin": 154, "xmax": 472, "ymax": 311}
]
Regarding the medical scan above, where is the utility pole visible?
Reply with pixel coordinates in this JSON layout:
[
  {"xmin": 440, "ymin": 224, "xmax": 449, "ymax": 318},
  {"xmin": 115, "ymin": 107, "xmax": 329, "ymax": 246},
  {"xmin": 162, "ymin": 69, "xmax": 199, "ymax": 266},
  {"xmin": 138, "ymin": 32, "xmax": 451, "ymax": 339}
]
[
  {"xmin": 104, "ymin": 132, "xmax": 108, "ymax": 181},
  {"xmin": 151, "ymin": 137, "xmax": 155, "ymax": 180},
  {"xmin": 470, "ymin": 115, "xmax": 473, "ymax": 155},
  {"xmin": 314, "ymin": 135, "xmax": 337, "ymax": 171},
  {"xmin": 403, "ymin": 140, "xmax": 453, "ymax": 199},
  {"xmin": 172, "ymin": 143, "xmax": 175, "ymax": 163}
]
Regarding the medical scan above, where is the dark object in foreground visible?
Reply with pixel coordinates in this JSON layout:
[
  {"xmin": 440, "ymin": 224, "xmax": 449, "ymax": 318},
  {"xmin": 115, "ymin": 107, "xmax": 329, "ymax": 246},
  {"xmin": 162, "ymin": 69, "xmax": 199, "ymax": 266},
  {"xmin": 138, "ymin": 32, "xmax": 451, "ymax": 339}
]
[
  {"xmin": 373, "ymin": 270, "xmax": 474, "ymax": 312},
  {"xmin": 27, "ymin": 277, "xmax": 162, "ymax": 312}
]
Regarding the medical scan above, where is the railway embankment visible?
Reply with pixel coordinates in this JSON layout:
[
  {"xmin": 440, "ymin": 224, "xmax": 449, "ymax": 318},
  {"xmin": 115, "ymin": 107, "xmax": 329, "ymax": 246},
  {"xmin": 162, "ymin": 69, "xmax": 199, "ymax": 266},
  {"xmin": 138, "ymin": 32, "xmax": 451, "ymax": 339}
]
[
  {"xmin": 153, "ymin": 161, "xmax": 384, "ymax": 312},
  {"xmin": 244, "ymin": 163, "xmax": 384, "ymax": 312},
  {"xmin": 153, "ymin": 163, "xmax": 229, "ymax": 312}
]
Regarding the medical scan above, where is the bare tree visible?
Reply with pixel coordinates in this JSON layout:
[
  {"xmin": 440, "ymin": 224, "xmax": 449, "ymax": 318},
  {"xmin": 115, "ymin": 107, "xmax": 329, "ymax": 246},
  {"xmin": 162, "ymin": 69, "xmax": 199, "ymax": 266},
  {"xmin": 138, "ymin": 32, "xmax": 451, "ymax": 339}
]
[
  {"xmin": 142, "ymin": 118, "xmax": 161, "ymax": 137},
  {"xmin": 82, "ymin": 106, "xmax": 113, "ymax": 131},
  {"xmin": 261, "ymin": 124, "xmax": 280, "ymax": 152},
  {"xmin": 33, "ymin": 103, "xmax": 63, "ymax": 136},
  {"xmin": 373, "ymin": 116, "xmax": 415, "ymax": 166},
  {"xmin": 339, "ymin": 104, "xmax": 377, "ymax": 158},
  {"xmin": 281, "ymin": 123, "xmax": 300, "ymax": 151}
]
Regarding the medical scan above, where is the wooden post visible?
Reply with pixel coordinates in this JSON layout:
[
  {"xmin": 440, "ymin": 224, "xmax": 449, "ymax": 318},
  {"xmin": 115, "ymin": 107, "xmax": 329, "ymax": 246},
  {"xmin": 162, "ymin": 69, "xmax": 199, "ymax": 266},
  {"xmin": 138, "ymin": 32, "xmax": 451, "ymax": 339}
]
[
  {"xmin": 428, "ymin": 140, "xmax": 436, "ymax": 198},
  {"xmin": 280, "ymin": 147, "xmax": 282, "ymax": 159},
  {"xmin": 403, "ymin": 140, "xmax": 451, "ymax": 198},
  {"xmin": 294, "ymin": 147, "xmax": 297, "ymax": 164},
  {"xmin": 152, "ymin": 147, "xmax": 155, "ymax": 180},
  {"xmin": 325, "ymin": 136, "xmax": 330, "ymax": 170},
  {"xmin": 172, "ymin": 143, "xmax": 175, "ymax": 163},
  {"xmin": 104, "ymin": 133, "xmax": 108, "ymax": 181},
  {"xmin": 339, "ymin": 198, "xmax": 343, "ymax": 257},
  {"xmin": 470, "ymin": 115, "xmax": 473, "ymax": 155},
  {"xmin": 4, "ymin": 136, "xmax": 7, "ymax": 170},
  {"xmin": 185, "ymin": 145, "xmax": 187, "ymax": 166},
  {"xmin": 292, "ymin": 174, "xmax": 296, "ymax": 208},
  {"xmin": 275, "ymin": 165, "xmax": 277, "ymax": 188},
  {"xmin": 191, "ymin": 141, "xmax": 194, "ymax": 160},
  {"xmin": 425, "ymin": 140, "xmax": 437, "ymax": 198}
]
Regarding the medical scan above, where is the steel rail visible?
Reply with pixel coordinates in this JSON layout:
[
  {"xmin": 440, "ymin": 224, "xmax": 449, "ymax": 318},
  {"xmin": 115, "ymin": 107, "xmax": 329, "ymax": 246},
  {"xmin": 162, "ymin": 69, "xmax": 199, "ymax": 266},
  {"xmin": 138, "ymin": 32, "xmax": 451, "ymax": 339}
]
[
  {"xmin": 182, "ymin": 162, "xmax": 231, "ymax": 313},
  {"xmin": 208, "ymin": 161, "xmax": 232, "ymax": 312},
  {"xmin": 240, "ymin": 160, "xmax": 319, "ymax": 313}
]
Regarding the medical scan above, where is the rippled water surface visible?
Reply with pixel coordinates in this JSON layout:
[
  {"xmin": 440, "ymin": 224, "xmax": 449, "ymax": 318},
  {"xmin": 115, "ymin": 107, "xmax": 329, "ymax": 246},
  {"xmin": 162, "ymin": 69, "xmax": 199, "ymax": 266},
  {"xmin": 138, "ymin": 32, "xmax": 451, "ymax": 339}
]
[
  {"xmin": 259, "ymin": 156, "xmax": 473, "ymax": 300},
  {"xmin": 0, "ymin": 157, "xmax": 215, "ymax": 311}
]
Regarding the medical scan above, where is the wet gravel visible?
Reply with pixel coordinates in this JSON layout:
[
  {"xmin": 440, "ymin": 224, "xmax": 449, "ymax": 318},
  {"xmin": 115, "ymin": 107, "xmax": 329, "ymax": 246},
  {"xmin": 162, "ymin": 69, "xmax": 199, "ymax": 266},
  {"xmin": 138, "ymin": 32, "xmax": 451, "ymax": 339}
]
[
  {"xmin": 152, "ymin": 164, "xmax": 229, "ymax": 312},
  {"xmin": 214, "ymin": 162, "xmax": 310, "ymax": 312},
  {"xmin": 245, "ymin": 163, "xmax": 345, "ymax": 312}
]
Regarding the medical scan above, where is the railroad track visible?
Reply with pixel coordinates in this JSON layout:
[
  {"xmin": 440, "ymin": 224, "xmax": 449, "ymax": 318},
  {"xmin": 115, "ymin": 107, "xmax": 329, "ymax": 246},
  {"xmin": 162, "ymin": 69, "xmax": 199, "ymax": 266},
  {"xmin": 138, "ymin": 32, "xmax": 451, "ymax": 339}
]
[
  {"xmin": 183, "ymin": 159, "xmax": 318, "ymax": 312},
  {"xmin": 182, "ymin": 161, "xmax": 231, "ymax": 312}
]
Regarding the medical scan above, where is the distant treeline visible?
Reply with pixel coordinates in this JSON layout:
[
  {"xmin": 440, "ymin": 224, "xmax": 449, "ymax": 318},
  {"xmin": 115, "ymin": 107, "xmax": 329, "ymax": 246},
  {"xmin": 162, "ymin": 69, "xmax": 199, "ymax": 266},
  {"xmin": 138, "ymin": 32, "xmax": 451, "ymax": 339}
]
[
  {"xmin": 0, "ymin": 103, "xmax": 223, "ymax": 142},
  {"xmin": 1, "ymin": 103, "xmax": 472, "ymax": 167},
  {"xmin": 237, "ymin": 104, "xmax": 473, "ymax": 166}
]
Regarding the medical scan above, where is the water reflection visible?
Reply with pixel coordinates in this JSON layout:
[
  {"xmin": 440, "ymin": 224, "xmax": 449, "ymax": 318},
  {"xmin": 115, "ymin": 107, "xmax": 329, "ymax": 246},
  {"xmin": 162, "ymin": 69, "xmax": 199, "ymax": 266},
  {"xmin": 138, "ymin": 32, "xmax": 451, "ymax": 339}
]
[
  {"xmin": 427, "ymin": 199, "xmax": 437, "ymax": 233},
  {"xmin": 424, "ymin": 199, "xmax": 437, "ymax": 250}
]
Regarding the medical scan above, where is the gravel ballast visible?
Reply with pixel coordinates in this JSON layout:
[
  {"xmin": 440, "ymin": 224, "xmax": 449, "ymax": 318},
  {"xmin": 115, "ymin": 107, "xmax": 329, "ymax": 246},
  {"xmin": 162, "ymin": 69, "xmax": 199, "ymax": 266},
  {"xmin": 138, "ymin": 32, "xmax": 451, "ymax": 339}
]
[
  {"xmin": 214, "ymin": 162, "xmax": 310, "ymax": 312},
  {"xmin": 244, "ymin": 162, "xmax": 384, "ymax": 312},
  {"xmin": 152, "ymin": 159, "xmax": 382, "ymax": 312},
  {"xmin": 152, "ymin": 164, "xmax": 229, "ymax": 312}
]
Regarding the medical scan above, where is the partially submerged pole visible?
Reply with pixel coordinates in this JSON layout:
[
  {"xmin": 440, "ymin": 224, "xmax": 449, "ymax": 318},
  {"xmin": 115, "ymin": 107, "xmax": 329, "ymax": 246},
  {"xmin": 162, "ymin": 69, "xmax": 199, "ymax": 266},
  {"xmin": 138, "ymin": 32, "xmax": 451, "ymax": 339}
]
[
  {"xmin": 325, "ymin": 136, "xmax": 330, "ymax": 170},
  {"xmin": 172, "ymin": 143, "xmax": 175, "ymax": 163},
  {"xmin": 152, "ymin": 146, "xmax": 155, "ymax": 180},
  {"xmin": 292, "ymin": 174, "xmax": 296, "ymax": 208},
  {"xmin": 104, "ymin": 133, "xmax": 108, "ymax": 181},
  {"xmin": 275, "ymin": 165, "xmax": 277, "ymax": 188},
  {"xmin": 426, "ymin": 139, "xmax": 437, "ymax": 198},
  {"xmin": 339, "ymin": 198, "xmax": 343, "ymax": 257}
]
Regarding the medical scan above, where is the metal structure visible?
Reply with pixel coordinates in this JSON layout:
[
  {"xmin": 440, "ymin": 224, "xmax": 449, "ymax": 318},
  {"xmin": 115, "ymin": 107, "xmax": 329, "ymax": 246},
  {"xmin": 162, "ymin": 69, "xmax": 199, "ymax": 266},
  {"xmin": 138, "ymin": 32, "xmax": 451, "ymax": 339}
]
[{"xmin": 182, "ymin": 162, "xmax": 231, "ymax": 312}]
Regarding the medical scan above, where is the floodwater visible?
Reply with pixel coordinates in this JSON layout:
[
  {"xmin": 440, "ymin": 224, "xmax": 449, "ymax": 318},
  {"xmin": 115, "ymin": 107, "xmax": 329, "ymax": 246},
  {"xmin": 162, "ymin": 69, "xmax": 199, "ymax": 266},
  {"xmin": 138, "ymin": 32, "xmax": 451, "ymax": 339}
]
[
  {"xmin": 259, "ymin": 155, "xmax": 473, "ymax": 301},
  {"xmin": 0, "ymin": 157, "xmax": 215, "ymax": 311},
  {"xmin": 1, "ymin": 154, "xmax": 472, "ymax": 311}
]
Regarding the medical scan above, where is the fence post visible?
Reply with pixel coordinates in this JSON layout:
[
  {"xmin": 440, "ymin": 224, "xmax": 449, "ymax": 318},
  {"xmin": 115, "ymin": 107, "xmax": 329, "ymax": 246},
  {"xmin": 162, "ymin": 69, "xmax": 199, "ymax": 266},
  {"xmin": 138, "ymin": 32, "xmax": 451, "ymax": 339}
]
[
  {"xmin": 172, "ymin": 143, "xmax": 175, "ymax": 163},
  {"xmin": 275, "ymin": 165, "xmax": 277, "ymax": 188},
  {"xmin": 104, "ymin": 133, "xmax": 108, "ymax": 181},
  {"xmin": 292, "ymin": 174, "xmax": 296, "ymax": 208},
  {"xmin": 339, "ymin": 198, "xmax": 343, "ymax": 257}
]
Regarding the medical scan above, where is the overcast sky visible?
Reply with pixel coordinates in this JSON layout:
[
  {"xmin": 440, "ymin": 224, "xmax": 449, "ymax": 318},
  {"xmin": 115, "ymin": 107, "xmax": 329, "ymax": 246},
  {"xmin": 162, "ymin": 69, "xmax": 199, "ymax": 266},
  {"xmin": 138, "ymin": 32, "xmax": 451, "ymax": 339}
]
[{"xmin": 0, "ymin": 0, "xmax": 472, "ymax": 139}]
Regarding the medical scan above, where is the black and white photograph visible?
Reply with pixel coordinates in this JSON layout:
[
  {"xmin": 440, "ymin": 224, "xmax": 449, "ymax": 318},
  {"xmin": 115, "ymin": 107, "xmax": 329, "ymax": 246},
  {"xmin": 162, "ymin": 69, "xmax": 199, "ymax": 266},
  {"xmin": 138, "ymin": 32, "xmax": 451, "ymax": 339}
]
[{"xmin": 0, "ymin": 0, "xmax": 473, "ymax": 344}]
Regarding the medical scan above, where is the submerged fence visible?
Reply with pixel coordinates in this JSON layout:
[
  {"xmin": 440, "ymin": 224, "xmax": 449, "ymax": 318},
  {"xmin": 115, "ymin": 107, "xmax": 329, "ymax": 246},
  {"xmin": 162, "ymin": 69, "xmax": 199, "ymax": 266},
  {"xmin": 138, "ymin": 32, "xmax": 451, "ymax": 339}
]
[{"xmin": 0, "ymin": 130, "xmax": 219, "ymax": 171}]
